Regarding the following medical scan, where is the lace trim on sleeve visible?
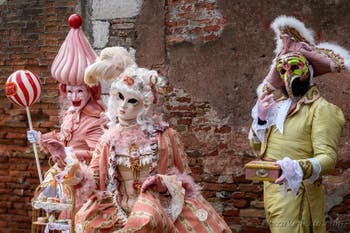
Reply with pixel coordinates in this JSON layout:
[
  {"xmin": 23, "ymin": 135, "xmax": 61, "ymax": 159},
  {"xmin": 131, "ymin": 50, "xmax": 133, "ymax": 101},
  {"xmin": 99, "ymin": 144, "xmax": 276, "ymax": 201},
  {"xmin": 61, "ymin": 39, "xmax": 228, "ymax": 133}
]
[
  {"xmin": 249, "ymin": 98, "xmax": 292, "ymax": 143},
  {"xmin": 276, "ymin": 157, "xmax": 303, "ymax": 197},
  {"xmin": 250, "ymin": 103, "xmax": 269, "ymax": 142}
]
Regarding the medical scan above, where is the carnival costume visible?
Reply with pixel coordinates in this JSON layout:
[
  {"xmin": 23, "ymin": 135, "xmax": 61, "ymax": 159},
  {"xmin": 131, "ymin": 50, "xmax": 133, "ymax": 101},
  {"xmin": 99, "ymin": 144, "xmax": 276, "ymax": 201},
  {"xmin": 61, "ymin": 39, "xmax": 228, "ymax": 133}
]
[
  {"xmin": 249, "ymin": 16, "xmax": 350, "ymax": 233},
  {"xmin": 27, "ymin": 14, "xmax": 107, "ymax": 165},
  {"xmin": 59, "ymin": 57, "xmax": 232, "ymax": 232},
  {"xmin": 28, "ymin": 14, "xmax": 115, "ymax": 220}
]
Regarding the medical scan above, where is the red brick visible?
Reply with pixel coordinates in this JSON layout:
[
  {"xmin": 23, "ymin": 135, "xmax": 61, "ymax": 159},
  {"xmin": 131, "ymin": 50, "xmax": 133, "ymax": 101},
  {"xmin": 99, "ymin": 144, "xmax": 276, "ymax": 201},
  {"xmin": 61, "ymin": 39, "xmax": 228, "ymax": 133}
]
[
  {"xmin": 233, "ymin": 199, "xmax": 249, "ymax": 208},
  {"xmin": 343, "ymin": 194, "xmax": 350, "ymax": 204},
  {"xmin": 202, "ymin": 182, "xmax": 222, "ymax": 191},
  {"xmin": 177, "ymin": 118, "xmax": 192, "ymax": 125},
  {"xmin": 188, "ymin": 27, "xmax": 202, "ymax": 35},
  {"xmin": 221, "ymin": 183, "xmax": 238, "ymax": 192},
  {"xmin": 239, "ymin": 209, "xmax": 266, "ymax": 218},
  {"xmin": 190, "ymin": 166, "xmax": 203, "ymax": 175},
  {"xmin": 195, "ymin": 2, "xmax": 216, "ymax": 11},
  {"xmin": 232, "ymin": 192, "xmax": 245, "ymax": 199},
  {"xmin": 204, "ymin": 24, "xmax": 222, "ymax": 32},
  {"xmin": 330, "ymin": 204, "xmax": 349, "ymax": 213},
  {"xmin": 167, "ymin": 36, "xmax": 185, "ymax": 46},
  {"xmin": 5, "ymin": 133, "xmax": 25, "ymax": 139},
  {"xmin": 200, "ymin": 33, "xmax": 219, "ymax": 42},
  {"xmin": 223, "ymin": 208, "xmax": 239, "ymax": 216},
  {"xmin": 241, "ymin": 226, "xmax": 270, "ymax": 233},
  {"xmin": 239, "ymin": 184, "xmax": 263, "ymax": 192},
  {"xmin": 176, "ymin": 12, "xmax": 193, "ymax": 20},
  {"xmin": 0, "ymin": 220, "xmax": 8, "ymax": 227},
  {"xmin": 166, "ymin": 20, "xmax": 177, "ymax": 27}
]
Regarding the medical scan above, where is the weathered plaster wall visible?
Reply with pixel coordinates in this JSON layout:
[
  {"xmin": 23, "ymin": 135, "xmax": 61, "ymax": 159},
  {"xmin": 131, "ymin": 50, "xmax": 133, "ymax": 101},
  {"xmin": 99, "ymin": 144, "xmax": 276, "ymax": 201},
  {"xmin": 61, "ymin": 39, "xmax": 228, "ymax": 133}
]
[
  {"xmin": 87, "ymin": 0, "xmax": 350, "ymax": 232},
  {"xmin": 0, "ymin": 0, "xmax": 350, "ymax": 232}
]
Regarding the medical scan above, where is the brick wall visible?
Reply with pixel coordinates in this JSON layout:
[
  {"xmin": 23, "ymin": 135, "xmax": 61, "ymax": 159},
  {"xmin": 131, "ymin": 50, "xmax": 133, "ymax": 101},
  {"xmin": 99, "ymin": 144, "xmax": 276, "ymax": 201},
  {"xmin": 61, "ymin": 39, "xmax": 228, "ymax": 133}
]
[
  {"xmin": 0, "ymin": 0, "xmax": 78, "ymax": 231},
  {"xmin": 1, "ymin": 0, "xmax": 350, "ymax": 233},
  {"xmin": 165, "ymin": 0, "xmax": 225, "ymax": 45},
  {"xmin": 163, "ymin": 87, "xmax": 269, "ymax": 231}
]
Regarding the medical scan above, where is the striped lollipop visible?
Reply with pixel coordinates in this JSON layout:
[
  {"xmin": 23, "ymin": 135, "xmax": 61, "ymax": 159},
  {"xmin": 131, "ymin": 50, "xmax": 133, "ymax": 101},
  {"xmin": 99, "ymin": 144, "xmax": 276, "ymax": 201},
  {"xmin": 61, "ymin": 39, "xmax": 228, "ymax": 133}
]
[
  {"xmin": 5, "ymin": 69, "xmax": 43, "ymax": 182},
  {"xmin": 5, "ymin": 70, "xmax": 42, "ymax": 107}
]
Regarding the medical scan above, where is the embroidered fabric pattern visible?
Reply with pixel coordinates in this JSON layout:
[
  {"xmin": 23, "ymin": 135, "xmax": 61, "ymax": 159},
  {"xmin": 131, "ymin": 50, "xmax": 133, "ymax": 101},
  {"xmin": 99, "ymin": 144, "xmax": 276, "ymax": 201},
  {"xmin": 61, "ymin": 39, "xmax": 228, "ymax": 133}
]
[
  {"xmin": 105, "ymin": 124, "xmax": 159, "ymax": 195},
  {"xmin": 305, "ymin": 158, "xmax": 321, "ymax": 183}
]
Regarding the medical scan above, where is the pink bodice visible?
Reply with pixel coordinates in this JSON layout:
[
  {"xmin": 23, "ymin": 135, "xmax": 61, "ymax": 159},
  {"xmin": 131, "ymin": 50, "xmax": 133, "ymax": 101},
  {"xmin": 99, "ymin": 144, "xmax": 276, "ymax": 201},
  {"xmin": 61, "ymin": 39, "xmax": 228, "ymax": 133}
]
[{"xmin": 41, "ymin": 99, "xmax": 107, "ymax": 163}]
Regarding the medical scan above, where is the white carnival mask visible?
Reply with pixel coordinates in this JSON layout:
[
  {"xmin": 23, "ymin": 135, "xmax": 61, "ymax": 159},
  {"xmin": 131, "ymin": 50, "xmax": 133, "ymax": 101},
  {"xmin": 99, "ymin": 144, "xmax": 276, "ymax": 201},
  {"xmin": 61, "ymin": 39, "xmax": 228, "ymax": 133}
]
[{"xmin": 66, "ymin": 85, "xmax": 91, "ymax": 111}]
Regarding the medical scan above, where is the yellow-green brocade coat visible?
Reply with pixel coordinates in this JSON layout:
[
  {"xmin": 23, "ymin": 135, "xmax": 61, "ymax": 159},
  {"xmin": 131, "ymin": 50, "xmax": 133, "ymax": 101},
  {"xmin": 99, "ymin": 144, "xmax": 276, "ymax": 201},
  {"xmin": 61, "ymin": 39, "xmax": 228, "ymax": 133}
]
[{"xmin": 250, "ymin": 88, "xmax": 345, "ymax": 233}]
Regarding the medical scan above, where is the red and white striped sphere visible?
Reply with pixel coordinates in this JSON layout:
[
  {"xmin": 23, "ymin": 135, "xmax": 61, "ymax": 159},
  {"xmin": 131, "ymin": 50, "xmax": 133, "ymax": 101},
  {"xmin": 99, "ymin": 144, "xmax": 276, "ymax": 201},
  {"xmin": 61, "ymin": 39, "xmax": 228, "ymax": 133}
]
[{"xmin": 5, "ymin": 70, "xmax": 42, "ymax": 107}]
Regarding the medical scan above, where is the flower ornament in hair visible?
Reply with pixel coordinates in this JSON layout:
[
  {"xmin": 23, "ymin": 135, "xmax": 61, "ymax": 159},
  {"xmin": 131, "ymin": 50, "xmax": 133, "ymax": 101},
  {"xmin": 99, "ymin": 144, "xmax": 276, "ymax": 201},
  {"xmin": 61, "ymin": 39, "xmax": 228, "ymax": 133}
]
[
  {"xmin": 149, "ymin": 74, "xmax": 159, "ymax": 104},
  {"xmin": 123, "ymin": 76, "xmax": 135, "ymax": 86}
]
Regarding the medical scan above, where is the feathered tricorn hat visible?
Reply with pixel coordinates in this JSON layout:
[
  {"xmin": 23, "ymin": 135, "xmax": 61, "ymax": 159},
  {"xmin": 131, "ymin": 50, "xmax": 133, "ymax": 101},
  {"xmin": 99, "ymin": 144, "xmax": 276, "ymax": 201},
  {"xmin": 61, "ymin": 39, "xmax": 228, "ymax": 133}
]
[{"xmin": 264, "ymin": 15, "xmax": 350, "ymax": 89}]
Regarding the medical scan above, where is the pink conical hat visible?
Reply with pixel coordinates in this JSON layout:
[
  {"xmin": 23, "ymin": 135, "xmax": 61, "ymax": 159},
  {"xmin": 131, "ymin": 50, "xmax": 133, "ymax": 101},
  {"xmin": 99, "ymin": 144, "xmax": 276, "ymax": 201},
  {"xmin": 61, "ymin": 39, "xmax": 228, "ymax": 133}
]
[{"xmin": 51, "ymin": 14, "xmax": 97, "ymax": 85}]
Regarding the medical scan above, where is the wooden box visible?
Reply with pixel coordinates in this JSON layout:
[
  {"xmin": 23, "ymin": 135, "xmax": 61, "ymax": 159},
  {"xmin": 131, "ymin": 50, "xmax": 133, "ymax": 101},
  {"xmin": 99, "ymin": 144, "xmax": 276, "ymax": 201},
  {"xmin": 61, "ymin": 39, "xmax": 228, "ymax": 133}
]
[{"xmin": 244, "ymin": 160, "xmax": 281, "ymax": 182}]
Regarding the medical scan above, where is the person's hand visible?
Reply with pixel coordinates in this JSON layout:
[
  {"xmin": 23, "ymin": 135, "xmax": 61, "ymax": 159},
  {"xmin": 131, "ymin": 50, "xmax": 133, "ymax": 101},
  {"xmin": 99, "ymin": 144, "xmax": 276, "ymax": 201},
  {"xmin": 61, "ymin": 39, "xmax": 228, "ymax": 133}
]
[
  {"xmin": 46, "ymin": 140, "xmax": 67, "ymax": 169},
  {"xmin": 275, "ymin": 174, "xmax": 285, "ymax": 184},
  {"xmin": 74, "ymin": 150, "xmax": 88, "ymax": 162},
  {"xmin": 27, "ymin": 130, "xmax": 41, "ymax": 144},
  {"xmin": 257, "ymin": 92, "xmax": 275, "ymax": 121},
  {"xmin": 141, "ymin": 175, "xmax": 167, "ymax": 194}
]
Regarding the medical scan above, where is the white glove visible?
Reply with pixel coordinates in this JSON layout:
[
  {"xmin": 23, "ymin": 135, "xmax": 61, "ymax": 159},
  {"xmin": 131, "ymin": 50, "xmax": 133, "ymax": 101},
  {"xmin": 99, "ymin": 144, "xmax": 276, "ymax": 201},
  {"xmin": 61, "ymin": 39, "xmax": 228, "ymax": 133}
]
[
  {"xmin": 64, "ymin": 147, "xmax": 78, "ymax": 165},
  {"xmin": 27, "ymin": 130, "xmax": 41, "ymax": 144}
]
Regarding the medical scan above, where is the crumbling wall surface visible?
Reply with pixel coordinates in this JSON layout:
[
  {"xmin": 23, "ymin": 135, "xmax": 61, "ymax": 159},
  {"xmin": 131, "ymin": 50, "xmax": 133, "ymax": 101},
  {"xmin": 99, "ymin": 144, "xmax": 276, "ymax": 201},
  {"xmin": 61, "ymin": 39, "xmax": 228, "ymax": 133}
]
[
  {"xmin": 0, "ymin": 0, "xmax": 79, "ymax": 231},
  {"xmin": 133, "ymin": 0, "xmax": 350, "ymax": 232},
  {"xmin": 0, "ymin": 0, "xmax": 350, "ymax": 232}
]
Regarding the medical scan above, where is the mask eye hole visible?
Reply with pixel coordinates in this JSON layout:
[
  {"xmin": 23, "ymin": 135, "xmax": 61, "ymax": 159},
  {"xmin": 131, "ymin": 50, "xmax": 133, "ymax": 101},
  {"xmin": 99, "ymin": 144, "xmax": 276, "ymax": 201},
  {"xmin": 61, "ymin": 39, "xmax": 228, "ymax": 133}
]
[
  {"xmin": 280, "ymin": 69, "xmax": 286, "ymax": 75},
  {"xmin": 118, "ymin": 92, "xmax": 124, "ymax": 100},
  {"xmin": 128, "ymin": 98, "xmax": 138, "ymax": 104},
  {"xmin": 291, "ymin": 65, "xmax": 299, "ymax": 71}
]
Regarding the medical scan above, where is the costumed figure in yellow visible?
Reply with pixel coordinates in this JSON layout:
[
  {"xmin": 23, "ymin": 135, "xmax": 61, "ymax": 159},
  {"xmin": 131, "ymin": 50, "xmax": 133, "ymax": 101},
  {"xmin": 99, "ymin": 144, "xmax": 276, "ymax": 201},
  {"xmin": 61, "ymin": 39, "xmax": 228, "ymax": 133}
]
[{"xmin": 249, "ymin": 16, "xmax": 350, "ymax": 233}]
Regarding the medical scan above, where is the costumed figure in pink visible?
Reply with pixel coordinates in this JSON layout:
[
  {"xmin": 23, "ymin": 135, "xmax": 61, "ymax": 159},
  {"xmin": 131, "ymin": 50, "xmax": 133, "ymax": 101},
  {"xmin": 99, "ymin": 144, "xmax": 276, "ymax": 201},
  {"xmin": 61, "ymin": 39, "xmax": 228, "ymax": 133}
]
[
  {"xmin": 53, "ymin": 47, "xmax": 232, "ymax": 232},
  {"xmin": 249, "ymin": 16, "xmax": 350, "ymax": 233},
  {"xmin": 27, "ymin": 14, "xmax": 107, "ymax": 165},
  {"xmin": 28, "ymin": 14, "xmax": 135, "ymax": 217}
]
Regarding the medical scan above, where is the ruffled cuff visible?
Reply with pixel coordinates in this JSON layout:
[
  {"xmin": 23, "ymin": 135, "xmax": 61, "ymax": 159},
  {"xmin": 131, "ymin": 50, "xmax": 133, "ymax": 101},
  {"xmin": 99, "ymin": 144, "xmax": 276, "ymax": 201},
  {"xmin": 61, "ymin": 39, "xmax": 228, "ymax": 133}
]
[
  {"xmin": 64, "ymin": 147, "xmax": 78, "ymax": 165},
  {"xmin": 248, "ymin": 128, "xmax": 261, "ymax": 144},
  {"xmin": 250, "ymin": 103, "xmax": 269, "ymax": 142},
  {"xmin": 276, "ymin": 157, "xmax": 303, "ymax": 197},
  {"xmin": 305, "ymin": 158, "xmax": 321, "ymax": 183}
]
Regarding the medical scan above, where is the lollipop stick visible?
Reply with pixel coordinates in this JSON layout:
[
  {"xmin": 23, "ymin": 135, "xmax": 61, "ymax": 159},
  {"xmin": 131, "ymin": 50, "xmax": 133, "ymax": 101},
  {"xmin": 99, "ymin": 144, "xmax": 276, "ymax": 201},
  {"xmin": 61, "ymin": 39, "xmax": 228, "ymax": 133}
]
[{"xmin": 25, "ymin": 106, "xmax": 43, "ymax": 183}]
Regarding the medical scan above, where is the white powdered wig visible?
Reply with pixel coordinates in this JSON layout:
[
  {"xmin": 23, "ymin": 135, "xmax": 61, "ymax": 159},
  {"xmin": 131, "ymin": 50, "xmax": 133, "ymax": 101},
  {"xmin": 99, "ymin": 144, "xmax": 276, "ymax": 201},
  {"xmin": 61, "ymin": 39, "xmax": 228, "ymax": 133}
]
[
  {"xmin": 107, "ymin": 66, "xmax": 168, "ymax": 131},
  {"xmin": 271, "ymin": 15, "xmax": 315, "ymax": 55},
  {"xmin": 317, "ymin": 42, "xmax": 350, "ymax": 71}
]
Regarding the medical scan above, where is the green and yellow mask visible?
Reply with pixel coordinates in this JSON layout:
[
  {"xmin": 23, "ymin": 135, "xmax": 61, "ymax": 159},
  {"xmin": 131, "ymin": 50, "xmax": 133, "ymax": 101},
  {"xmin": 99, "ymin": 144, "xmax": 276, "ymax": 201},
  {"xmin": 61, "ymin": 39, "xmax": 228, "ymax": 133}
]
[{"xmin": 276, "ymin": 52, "xmax": 310, "ymax": 101}]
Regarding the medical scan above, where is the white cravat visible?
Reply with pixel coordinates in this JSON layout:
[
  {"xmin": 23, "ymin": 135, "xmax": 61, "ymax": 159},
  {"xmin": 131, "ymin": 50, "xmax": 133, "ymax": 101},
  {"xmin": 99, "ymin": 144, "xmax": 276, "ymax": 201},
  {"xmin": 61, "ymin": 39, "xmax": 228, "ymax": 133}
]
[{"xmin": 249, "ymin": 98, "xmax": 292, "ymax": 142}]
